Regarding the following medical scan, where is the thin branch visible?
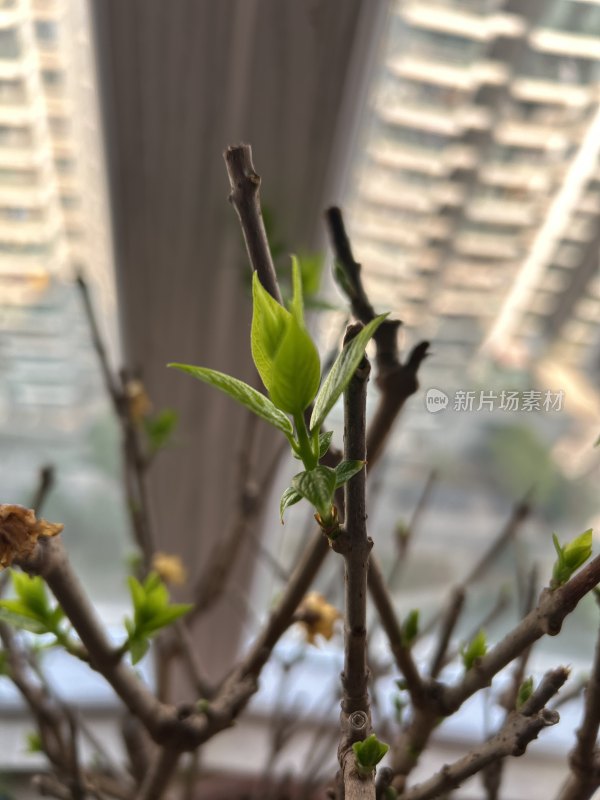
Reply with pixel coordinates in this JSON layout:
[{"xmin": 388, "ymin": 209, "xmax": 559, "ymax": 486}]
[
  {"xmin": 428, "ymin": 587, "xmax": 465, "ymax": 679},
  {"xmin": 367, "ymin": 556, "xmax": 426, "ymax": 709},
  {"xmin": 324, "ymin": 208, "xmax": 430, "ymax": 466},
  {"xmin": 135, "ymin": 746, "xmax": 181, "ymax": 800},
  {"xmin": 331, "ymin": 329, "xmax": 375, "ymax": 799},
  {"xmin": 224, "ymin": 144, "xmax": 282, "ymax": 303},
  {"xmin": 556, "ymin": 615, "xmax": 600, "ymax": 800},
  {"xmin": 399, "ymin": 701, "xmax": 561, "ymax": 800},
  {"xmin": 390, "ymin": 556, "xmax": 600, "ymax": 789}
]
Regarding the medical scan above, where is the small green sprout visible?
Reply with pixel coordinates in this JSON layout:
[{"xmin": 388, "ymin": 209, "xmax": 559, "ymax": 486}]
[
  {"xmin": 551, "ymin": 529, "xmax": 593, "ymax": 588},
  {"xmin": 352, "ymin": 733, "xmax": 389, "ymax": 778},
  {"xmin": 124, "ymin": 572, "xmax": 192, "ymax": 664},
  {"xmin": 401, "ymin": 609, "xmax": 419, "ymax": 647},
  {"xmin": 461, "ymin": 629, "xmax": 487, "ymax": 672},
  {"xmin": 517, "ymin": 676, "xmax": 534, "ymax": 709}
]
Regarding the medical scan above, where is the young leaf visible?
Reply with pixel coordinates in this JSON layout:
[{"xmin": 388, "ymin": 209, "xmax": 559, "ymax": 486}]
[
  {"xmin": 280, "ymin": 485, "xmax": 303, "ymax": 522},
  {"xmin": 517, "ymin": 676, "xmax": 534, "ymax": 709},
  {"xmin": 318, "ymin": 431, "xmax": 334, "ymax": 459},
  {"xmin": 144, "ymin": 408, "xmax": 178, "ymax": 452},
  {"xmin": 291, "ymin": 466, "xmax": 337, "ymax": 520},
  {"xmin": 551, "ymin": 529, "xmax": 593, "ymax": 588},
  {"xmin": 309, "ymin": 314, "xmax": 388, "ymax": 432},
  {"xmin": 129, "ymin": 635, "xmax": 150, "ymax": 665},
  {"xmin": 251, "ymin": 270, "xmax": 290, "ymax": 389},
  {"xmin": 401, "ymin": 609, "xmax": 419, "ymax": 647},
  {"xmin": 352, "ymin": 733, "xmax": 389, "ymax": 777},
  {"xmin": 251, "ymin": 268, "xmax": 321, "ymax": 415},
  {"xmin": 334, "ymin": 460, "xmax": 365, "ymax": 488},
  {"xmin": 461, "ymin": 629, "xmax": 487, "ymax": 671},
  {"xmin": 168, "ymin": 365, "xmax": 294, "ymax": 438},
  {"xmin": 269, "ymin": 315, "xmax": 321, "ymax": 414}
]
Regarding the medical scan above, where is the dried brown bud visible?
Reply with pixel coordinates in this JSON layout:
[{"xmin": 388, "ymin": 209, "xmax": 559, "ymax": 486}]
[
  {"xmin": 0, "ymin": 504, "xmax": 63, "ymax": 568},
  {"xmin": 152, "ymin": 552, "xmax": 187, "ymax": 586},
  {"xmin": 125, "ymin": 379, "xmax": 152, "ymax": 422},
  {"xmin": 297, "ymin": 591, "xmax": 341, "ymax": 646}
]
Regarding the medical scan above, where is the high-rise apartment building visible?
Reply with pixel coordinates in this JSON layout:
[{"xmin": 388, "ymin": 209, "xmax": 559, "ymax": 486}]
[
  {"xmin": 0, "ymin": 0, "xmax": 114, "ymax": 434},
  {"xmin": 349, "ymin": 0, "xmax": 600, "ymax": 390}
]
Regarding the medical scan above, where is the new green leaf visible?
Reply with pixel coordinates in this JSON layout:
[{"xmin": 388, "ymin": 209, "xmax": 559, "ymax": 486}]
[
  {"xmin": 517, "ymin": 676, "xmax": 534, "ymax": 709},
  {"xmin": 352, "ymin": 734, "xmax": 389, "ymax": 777},
  {"xmin": 280, "ymin": 485, "xmax": 303, "ymax": 522},
  {"xmin": 309, "ymin": 314, "xmax": 388, "ymax": 432},
  {"xmin": 251, "ymin": 268, "xmax": 320, "ymax": 415},
  {"xmin": 401, "ymin": 609, "xmax": 419, "ymax": 647},
  {"xmin": 334, "ymin": 460, "xmax": 365, "ymax": 488},
  {"xmin": 168, "ymin": 365, "xmax": 294, "ymax": 438},
  {"xmin": 551, "ymin": 529, "xmax": 593, "ymax": 588},
  {"xmin": 291, "ymin": 466, "xmax": 337, "ymax": 521},
  {"xmin": 461, "ymin": 629, "xmax": 487, "ymax": 671}
]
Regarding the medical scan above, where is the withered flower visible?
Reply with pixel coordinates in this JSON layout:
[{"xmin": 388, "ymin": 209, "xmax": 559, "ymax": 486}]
[
  {"xmin": 152, "ymin": 551, "xmax": 187, "ymax": 586},
  {"xmin": 297, "ymin": 591, "xmax": 341, "ymax": 646},
  {"xmin": 125, "ymin": 379, "xmax": 152, "ymax": 422},
  {"xmin": 0, "ymin": 504, "xmax": 63, "ymax": 568}
]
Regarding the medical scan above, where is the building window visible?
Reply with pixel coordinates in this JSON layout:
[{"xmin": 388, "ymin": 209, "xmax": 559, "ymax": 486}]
[
  {"xmin": 0, "ymin": 28, "xmax": 21, "ymax": 60},
  {"xmin": 34, "ymin": 20, "xmax": 59, "ymax": 45}
]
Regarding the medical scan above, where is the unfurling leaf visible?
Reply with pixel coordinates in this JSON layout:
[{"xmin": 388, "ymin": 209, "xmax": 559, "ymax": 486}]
[
  {"xmin": 401, "ymin": 609, "xmax": 419, "ymax": 647},
  {"xmin": 291, "ymin": 466, "xmax": 337, "ymax": 522},
  {"xmin": 551, "ymin": 529, "xmax": 593, "ymax": 588},
  {"xmin": 280, "ymin": 485, "xmax": 303, "ymax": 522},
  {"xmin": 461, "ymin": 629, "xmax": 487, "ymax": 671},
  {"xmin": 251, "ymin": 265, "xmax": 320, "ymax": 415},
  {"xmin": 318, "ymin": 431, "xmax": 334, "ymax": 458},
  {"xmin": 352, "ymin": 733, "xmax": 389, "ymax": 777},
  {"xmin": 517, "ymin": 676, "xmax": 534, "ymax": 709},
  {"xmin": 125, "ymin": 572, "xmax": 192, "ymax": 663},
  {"xmin": 309, "ymin": 314, "xmax": 388, "ymax": 432},
  {"xmin": 144, "ymin": 408, "xmax": 178, "ymax": 452},
  {"xmin": 334, "ymin": 459, "xmax": 365, "ymax": 488},
  {"xmin": 168, "ymin": 365, "xmax": 294, "ymax": 439}
]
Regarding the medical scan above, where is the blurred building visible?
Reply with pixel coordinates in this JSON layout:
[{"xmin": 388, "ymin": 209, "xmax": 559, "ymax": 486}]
[
  {"xmin": 0, "ymin": 0, "xmax": 114, "ymax": 435},
  {"xmin": 347, "ymin": 0, "xmax": 600, "ymax": 469}
]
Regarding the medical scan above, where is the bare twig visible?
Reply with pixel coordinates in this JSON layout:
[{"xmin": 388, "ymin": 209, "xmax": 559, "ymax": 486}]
[
  {"xmin": 556, "ymin": 615, "xmax": 600, "ymax": 800},
  {"xmin": 429, "ymin": 587, "xmax": 465, "ymax": 679},
  {"xmin": 324, "ymin": 208, "xmax": 430, "ymax": 466},
  {"xmin": 401, "ymin": 709, "xmax": 559, "ymax": 800},
  {"xmin": 330, "ymin": 327, "xmax": 375, "ymax": 799},
  {"xmin": 367, "ymin": 556, "xmax": 426, "ymax": 709},
  {"xmin": 224, "ymin": 144, "xmax": 282, "ymax": 303},
  {"xmin": 390, "ymin": 557, "xmax": 600, "ymax": 790},
  {"xmin": 135, "ymin": 746, "xmax": 182, "ymax": 800}
]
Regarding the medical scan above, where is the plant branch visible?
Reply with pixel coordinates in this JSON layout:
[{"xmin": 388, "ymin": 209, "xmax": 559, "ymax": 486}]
[
  {"xmin": 428, "ymin": 587, "xmax": 465, "ymax": 679},
  {"xmin": 556, "ymin": 615, "xmax": 600, "ymax": 800},
  {"xmin": 324, "ymin": 208, "xmax": 430, "ymax": 466},
  {"xmin": 224, "ymin": 144, "xmax": 282, "ymax": 303},
  {"xmin": 390, "ymin": 556, "xmax": 600, "ymax": 789},
  {"xmin": 331, "ymin": 328, "xmax": 375, "ymax": 799}
]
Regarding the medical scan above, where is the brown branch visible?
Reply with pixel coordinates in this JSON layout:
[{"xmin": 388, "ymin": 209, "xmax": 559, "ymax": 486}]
[
  {"xmin": 330, "ymin": 331, "xmax": 375, "ymax": 799},
  {"xmin": 76, "ymin": 275, "xmax": 156, "ymax": 568},
  {"xmin": 399, "ymin": 702, "xmax": 561, "ymax": 800},
  {"xmin": 428, "ymin": 587, "xmax": 465, "ymax": 679},
  {"xmin": 224, "ymin": 144, "xmax": 282, "ymax": 303},
  {"xmin": 390, "ymin": 556, "xmax": 600, "ymax": 790},
  {"xmin": 324, "ymin": 207, "xmax": 430, "ymax": 466},
  {"xmin": 135, "ymin": 746, "xmax": 181, "ymax": 800},
  {"xmin": 367, "ymin": 556, "xmax": 426, "ymax": 709},
  {"xmin": 556, "ymin": 616, "xmax": 600, "ymax": 800}
]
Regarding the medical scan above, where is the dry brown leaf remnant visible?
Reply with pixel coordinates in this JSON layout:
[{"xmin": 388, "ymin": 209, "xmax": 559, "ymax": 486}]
[
  {"xmin": 0, "ymin": 504, "xmax": 63, "ymax": 568},
  {"xmin": 152, "ymin": 552, "xmax": 187, "ymax": 586},
  {"xmin": 297, "ymin": 591, "xmax": 341, "ymax": 646}
]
